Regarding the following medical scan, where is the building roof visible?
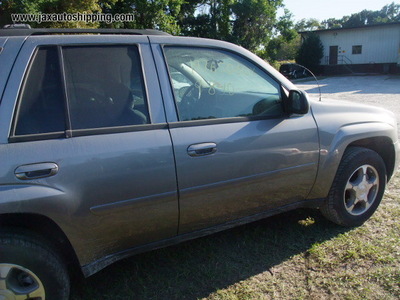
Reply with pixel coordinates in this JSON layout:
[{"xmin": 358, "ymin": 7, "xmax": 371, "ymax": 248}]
[{"xmin": 299, "ymin": 21, "xmax": 400, "ymax": 35}]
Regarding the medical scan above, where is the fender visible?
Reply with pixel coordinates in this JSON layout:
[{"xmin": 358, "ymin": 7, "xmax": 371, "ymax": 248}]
[{"xmin": 308, "ymin": 121, "xmax": 397, "ymax": 199}]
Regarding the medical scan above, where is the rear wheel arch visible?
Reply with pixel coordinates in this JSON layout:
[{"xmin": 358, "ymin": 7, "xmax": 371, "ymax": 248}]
[
  {"xmin": 0, "ymin": 213, "xmax": 82, "ymax": 278},
  {"xmin": 0, "ymin": 228, "xmax": 71, "ymax": 299}
]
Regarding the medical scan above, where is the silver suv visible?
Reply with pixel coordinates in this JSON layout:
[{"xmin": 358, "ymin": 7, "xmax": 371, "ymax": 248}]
[{"xmin": 0, "ymin": 27, "xmax": 399, "ymax": 300}]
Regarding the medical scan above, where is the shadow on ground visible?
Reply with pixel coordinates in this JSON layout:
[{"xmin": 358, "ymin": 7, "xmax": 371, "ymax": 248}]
[{"xmin": 71, "ymin": 209, "xmax": 350, "ymax": 300}]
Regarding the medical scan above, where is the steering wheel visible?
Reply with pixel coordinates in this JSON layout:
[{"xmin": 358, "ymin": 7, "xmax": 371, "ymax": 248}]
[
  {"xmin": 178, "ymin": 82, "xmax": 202, "ymax": 121},
  {"xmin": 252, "ymin": 97, "xmax": 282, "ymax": 116},
  {"xmin": 181, "ymin": 82, "xmax": 202, "ymax": 102}
]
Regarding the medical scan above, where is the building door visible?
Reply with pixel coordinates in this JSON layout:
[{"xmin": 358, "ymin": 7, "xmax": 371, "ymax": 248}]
[{"xmin": 329, "ymin": 46, "xmax": 338, "ymax": 65}]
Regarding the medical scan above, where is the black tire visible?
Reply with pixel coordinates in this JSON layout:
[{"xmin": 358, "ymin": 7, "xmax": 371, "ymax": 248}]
[
  {"xmin": 0, "ymin": 229, "xmax": 70, "ymax": 300},
  {"xmin": 320, "ymin": 147, "xmax": 387, "ymax": 227}
]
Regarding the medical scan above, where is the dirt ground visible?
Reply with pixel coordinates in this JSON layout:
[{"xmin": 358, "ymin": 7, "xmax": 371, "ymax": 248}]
[{"xmin": 295, "ymin": 75, "xmax": 400, "ymax": 136}]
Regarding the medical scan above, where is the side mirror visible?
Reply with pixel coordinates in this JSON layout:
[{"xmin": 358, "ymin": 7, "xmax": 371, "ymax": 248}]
[{"xmin": 287, "ymin": 90, "xmax": 309, "ymax": 115}]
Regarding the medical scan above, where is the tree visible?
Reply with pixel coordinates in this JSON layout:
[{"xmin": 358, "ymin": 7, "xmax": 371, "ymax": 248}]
[
  {"xmin": 321, "ymin": 17, "xmax": 343, "ymax": 29},
  {"xmin": 320, "ymin": 2, "xmax": 400, "ymax": 29},
  {"xmin": 1, "ymin": 0, "xmax": 284, "ymax": 49},
  {"xmin": 295, "ymin": 32, "xmax": 324, "ymax": 74},
  {"xmin": 0, "ymin": 0, "xmax": 184, "ymax": 32},
  {"xmin": 276, "ymin": 9, "xmax": 297, "ymax": 42},
  {"xmin": 100, "ymin": 0, "xmax": 184, "ymax": 34},
  {"xmin": 341, "ymin": 3, "xmax": 400, "ymax": 27},
  {"xmin": 295, "ymin": 18, "xmax": 322, "ymax": 32},
  {"xmin": 178, "ymin": 0, "xmax": 283, "ymax": 52},
  {"xmin": 263, "ymin": 9, "xmax": 299, "ymax": 62},
  {"xmin": 231, "ymin": 0, "xmax": 282, "ymax": 51},
  {"xmin": 264, "ymin": 34, "xmax": 300, "ymax": 62},
  {"xmin": 0, "ymin": 0, "xmax": 36, "ymax": 27},
  {"xmin": 178, "ymin": 0, "xmax": 233, "ymax": 39},
  {"xmin": 0, "ymin": 0, "xmax": 101, "ymax": 28}
]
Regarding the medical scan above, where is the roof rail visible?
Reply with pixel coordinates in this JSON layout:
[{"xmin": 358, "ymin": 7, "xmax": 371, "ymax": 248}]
[
  {"xmin": 0, "ymin": 26, "xmax": 170, "ymax": 37},
  {"xmin": 3, "ymin": 24, "xmax": 31, "ymax": 29}
]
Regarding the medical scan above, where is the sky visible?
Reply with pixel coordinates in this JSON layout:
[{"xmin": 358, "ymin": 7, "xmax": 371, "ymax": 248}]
[{"xmin": 280, "ymin": 0, "xmax": 398, "ymax": 22}]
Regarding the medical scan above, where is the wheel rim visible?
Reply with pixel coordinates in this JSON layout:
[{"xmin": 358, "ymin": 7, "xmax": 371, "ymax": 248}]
[
  {"xmin": 344, "ymin": 164, "xmax": 379, "ymax": 216},
  {"xmin": 0, "ymin": 264, "xmax": 45, "ymax": 300}
]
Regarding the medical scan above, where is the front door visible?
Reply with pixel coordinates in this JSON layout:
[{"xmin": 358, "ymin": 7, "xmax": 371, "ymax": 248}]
[{"xmin": 162, "ymin": 46, "xmax": 320, "ymax": 234}]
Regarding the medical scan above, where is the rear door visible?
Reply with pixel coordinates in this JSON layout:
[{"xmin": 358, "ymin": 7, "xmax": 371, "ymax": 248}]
[
  {"xmin": 0, "ymin": 35, "xmax": 178, "ymax": 265},
  {"xmin": 151, "ymin": 38, "xmax": 320, "ymax": 234}
]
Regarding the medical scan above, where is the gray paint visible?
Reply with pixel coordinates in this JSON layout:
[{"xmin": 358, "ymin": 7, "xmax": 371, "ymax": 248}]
[
  {"xmin": 0, "ymin": 32, "xmax": 398, "ymax": 277},
  {"xmin": 308, "ymin": 98, "xmax": 399, "ymax": 198}
]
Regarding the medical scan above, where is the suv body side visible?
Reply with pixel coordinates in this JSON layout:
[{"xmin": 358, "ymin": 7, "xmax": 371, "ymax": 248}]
[{"xmin": 0, "ymin": 33, "xmax": 399, "ymax": 281}]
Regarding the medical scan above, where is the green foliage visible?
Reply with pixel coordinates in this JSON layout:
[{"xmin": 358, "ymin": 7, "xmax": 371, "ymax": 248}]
[
  {"xmin": 230, "ymin": 0, "xmax": 282, "ymax": 51},
  {"xmin": 296, "ymin": 3, "xmax": 399, "ymax": 32},
  {"xmin": 0, "ymin": 0, "xmax": 36, "ymax": 26},
  {"xmin": 0, "ymin": 0, "xmax": 101, "ymax": 28},
  {"xmin": 178, "ymin": 0, "xmax": 234, "ymax": 40},
  {"xmin": 1, "ymin": 0, "xmax": 398, "ymax": 49},
  {"xmin": 261, "ymin": 8, "xmax": 299, "ymax": 63},
  {"xmin": 321, "ymin": 18, "xmax": 342, "ymax": 29},
  {"xmin": 263, "ymin": 34, "xmax": 300, "ymax": 62},
  {"xmin": 276, "ymin": 9, "xmax": 297, "ymax": 42},
  {"xmin": 295, "ymin": 32, "xmax": 323, "ymax": 74},
  {"xmin": 341, "ymin": 2, "xmax": 399, "ymax": 28},
  {"xmin": 295, "ymin": 18, "xmax": 323, "ymax": 32},
  {"xmin": 318, "ymin": 2, "xmax": 400, "ymax": 29},
  {"xmin": 99, "ymin": 0, "xmax": 183, "ymax": 34},
  {"xmin": 178, "ymin": 0, "xmax": 283, "ymax": 52}
]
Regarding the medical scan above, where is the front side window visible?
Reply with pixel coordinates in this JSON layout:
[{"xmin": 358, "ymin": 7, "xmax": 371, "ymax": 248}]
[
  {"xmin": 164, "ymin": 47, "xmax": 283, "ymax": 121},
  {"xmin": 62, "ymin": 45, "xmax": 149, "ymax": 130},
  {"xmin": 14, "ymin": 46, "xmax": 66, "ymax": 136}
]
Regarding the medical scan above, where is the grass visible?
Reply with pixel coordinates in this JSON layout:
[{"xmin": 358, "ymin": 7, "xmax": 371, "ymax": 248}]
[{"xmin": 71, "ymin": 173, "xmax": 400, "ymax": 300}]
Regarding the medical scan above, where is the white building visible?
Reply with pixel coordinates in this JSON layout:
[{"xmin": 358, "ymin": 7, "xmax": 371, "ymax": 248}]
[{"xmin": 301, "ymin": 22, "xmax": 400, "ymax": 74}]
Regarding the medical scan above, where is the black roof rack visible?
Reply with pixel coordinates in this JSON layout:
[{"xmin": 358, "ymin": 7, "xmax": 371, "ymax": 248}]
[
  {"xmin": 3, "ymin": 24, "xmax": 32, "ymax": 29},
  {"xmin": 0, "ymin": 27, "xmax": 171, "ymax": 37}
]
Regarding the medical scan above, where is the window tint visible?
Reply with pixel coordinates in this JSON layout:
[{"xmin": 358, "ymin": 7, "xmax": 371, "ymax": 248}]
[
  {"xmin": 15, "ymin": 46, "xmax": 66, "ymax": 135},
  {"xmin": 62, "ymin": 45, "xmax": 149, "ymax": 130},
  {"xmin": 164, "ymin": 47, "xmax": 283, "ymax": 121}
]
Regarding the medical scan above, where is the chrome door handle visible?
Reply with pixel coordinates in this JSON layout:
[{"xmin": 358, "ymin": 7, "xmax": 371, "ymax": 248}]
[
  {"xmin": 15, "ymin": 163, "xmax": 59, "ymax": 180},
  {"xmin": 187, "ymin": 143, "xmax": 217, "ymax": 157}
]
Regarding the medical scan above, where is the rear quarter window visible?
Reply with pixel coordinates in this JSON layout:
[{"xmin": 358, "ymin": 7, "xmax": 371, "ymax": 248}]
[{"xmin": 14, "ymin": 46, "xmax": 66, "ymax": 136}]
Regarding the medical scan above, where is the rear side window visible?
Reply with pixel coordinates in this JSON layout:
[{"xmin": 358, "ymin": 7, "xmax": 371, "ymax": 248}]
[
  {"xmin": 62, "ymin": 45, "xmax": 149, "ymax": 130},
  {"xmin": 13, "ymin": 44, "xmax": 150, "ymax": 140},
  {"xmin": 14, "ymin": 46, "xmax": 66, "ymax": 135}
]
